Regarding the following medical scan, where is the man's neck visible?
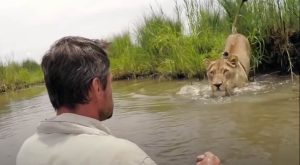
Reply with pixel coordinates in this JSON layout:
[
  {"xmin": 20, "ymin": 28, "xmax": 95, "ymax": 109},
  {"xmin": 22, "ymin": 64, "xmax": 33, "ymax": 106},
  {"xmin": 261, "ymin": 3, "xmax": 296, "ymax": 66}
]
[
  {"xmin": 57, "ymin": 104, "xmax": 99, "ymax": 121},
  {"xmin": 57, "ymin": 107, "xmax": 74, "ymax": 115}
]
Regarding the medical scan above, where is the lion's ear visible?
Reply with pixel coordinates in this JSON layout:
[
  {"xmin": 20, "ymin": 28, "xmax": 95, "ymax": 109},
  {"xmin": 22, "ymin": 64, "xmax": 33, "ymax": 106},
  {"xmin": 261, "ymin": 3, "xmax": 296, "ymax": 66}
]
[
  {"xmin": 228, "ymin": 55, "xmax": 238, "ymax": 67},
  {"xmin": 223, "ymin": 51, "xmax": 229, "ymax": 59},
  {"xmin": 204, "ymin": 59, "xmax": 215, "ymax": 68},
  {"xmin": 204, "ymin": 59, "xmax": 211, "ymax": 67}
]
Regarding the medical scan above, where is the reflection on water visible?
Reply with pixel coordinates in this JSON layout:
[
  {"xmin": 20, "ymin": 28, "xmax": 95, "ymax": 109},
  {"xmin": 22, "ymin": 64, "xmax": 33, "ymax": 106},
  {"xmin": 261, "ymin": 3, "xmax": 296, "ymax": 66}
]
[
  {"xmin": 0, "ymin": 86, "xmax": 54, "ymax": 165},
  {"xmin": 0, "ymin": 76, "xmax": 299, "ymax": 165}
]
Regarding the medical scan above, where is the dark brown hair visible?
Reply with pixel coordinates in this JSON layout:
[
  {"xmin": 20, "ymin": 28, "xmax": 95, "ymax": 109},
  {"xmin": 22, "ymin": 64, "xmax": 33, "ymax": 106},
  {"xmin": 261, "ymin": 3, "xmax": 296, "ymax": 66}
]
[{"xmin": 41, "ymin": 36, "xmax": 110, "ymax": 110}]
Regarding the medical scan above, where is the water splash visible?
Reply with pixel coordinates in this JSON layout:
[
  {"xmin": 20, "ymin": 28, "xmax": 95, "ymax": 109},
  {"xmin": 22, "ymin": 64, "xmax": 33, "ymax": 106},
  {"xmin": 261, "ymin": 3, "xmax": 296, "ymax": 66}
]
[
  {"xmin": 177, "ymin": 83, "xmax": 219, "ymax": 96},
  {"xmin": 176, "ymin": 75, "xmax": 297, "ymax": 104},
  {"xmin": 234, "ymin": 81, "xmax": 268, "ymax": 95}
]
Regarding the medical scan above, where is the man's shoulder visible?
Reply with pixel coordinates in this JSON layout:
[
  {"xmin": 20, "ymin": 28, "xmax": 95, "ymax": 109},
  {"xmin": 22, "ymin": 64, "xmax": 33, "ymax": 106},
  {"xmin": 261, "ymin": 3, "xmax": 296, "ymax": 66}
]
[
  {"xmin": 19, "ymin": 133, "xmax": 39, "ymax": 147},
  {"xmin": 21, "ymin": 132, "xmax": 138, "ymax": 150},
  {"xmin": 84, "ymin": 134, "xmax": 143, "ymax": 152},
  {"xmin": 74, "ymin": 134, "xmax": 156, "ymax": 164},
  {"xmin": 17, "ymin": 133, "xmax": 156, "ymax": 165},
  {"xmin": 17, "ymin": 133, "xmax": 41, "ymax": 164}
]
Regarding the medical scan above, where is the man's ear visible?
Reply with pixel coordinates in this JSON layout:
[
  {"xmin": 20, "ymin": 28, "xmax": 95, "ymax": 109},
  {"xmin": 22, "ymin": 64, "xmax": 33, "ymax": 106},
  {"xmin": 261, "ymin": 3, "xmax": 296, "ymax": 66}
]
[
  {"xmin": 227, "ymin": 55, "xmax": 238, "ymax": 67},
  {"xmin": 91, "ymin": 78, "xmax": 103, "ymax": 94}
]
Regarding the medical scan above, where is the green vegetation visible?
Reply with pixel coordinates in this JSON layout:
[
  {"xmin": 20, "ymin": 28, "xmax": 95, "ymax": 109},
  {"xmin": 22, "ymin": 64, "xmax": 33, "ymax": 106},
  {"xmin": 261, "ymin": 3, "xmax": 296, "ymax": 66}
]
[
  {"xmin": 0, "ymin": 59, "xmax": 43, "ymax": 92},
  {"xmin": 218, "ymin": 0, "xmax": 299, "ymax": 78},
  {"xmin": 109, "ymin": 0, "xmax": 299, "ymax": 80},
  {"xmin": 1, "ymin": 0, "xmax": 299, "ymax": 91}
]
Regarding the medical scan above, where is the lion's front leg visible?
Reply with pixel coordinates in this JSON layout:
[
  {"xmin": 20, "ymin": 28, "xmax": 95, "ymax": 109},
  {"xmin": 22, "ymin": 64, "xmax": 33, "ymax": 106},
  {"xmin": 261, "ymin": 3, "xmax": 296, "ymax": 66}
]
[
  {"xmin": 225, "ymin": 83, "xmax": 233, "ymax": 96},
  {"xmin": 210, "ymin": 85, "xmax": 216, "ymax": 97}
]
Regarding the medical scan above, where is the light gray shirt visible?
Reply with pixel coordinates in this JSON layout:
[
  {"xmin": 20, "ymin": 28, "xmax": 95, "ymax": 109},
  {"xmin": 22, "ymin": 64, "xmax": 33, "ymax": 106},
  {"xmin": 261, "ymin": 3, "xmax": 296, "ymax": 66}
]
[{"xmin": 17, "ymin": 113, "xmax": 156, "ymax": 165}]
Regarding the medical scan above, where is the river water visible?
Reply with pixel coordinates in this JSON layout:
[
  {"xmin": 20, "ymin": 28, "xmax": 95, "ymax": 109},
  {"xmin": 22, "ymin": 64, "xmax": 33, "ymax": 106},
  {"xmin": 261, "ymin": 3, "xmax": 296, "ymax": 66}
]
[{"xmin": 0, "ymin": 75, "xmax": 299, "ymax": 165}]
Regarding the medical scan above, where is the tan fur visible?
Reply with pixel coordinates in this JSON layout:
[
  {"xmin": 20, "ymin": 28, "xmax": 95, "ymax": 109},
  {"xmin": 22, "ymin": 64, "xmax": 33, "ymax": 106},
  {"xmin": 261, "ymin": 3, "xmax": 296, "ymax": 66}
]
[
  {"xmin": 206, "ymin": 33, "xmax": 251, "ymax": 96},
  {"xmin": 206, "ymin": 0, "xmax": 250, "ymax": 97}
]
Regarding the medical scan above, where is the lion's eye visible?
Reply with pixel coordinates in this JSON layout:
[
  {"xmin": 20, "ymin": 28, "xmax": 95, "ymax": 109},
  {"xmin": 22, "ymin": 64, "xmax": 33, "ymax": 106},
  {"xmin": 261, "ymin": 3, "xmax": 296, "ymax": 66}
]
[
  {"xmin": 210, "ymin": 71, "xmax": 214, "ymax": 75},
  {"xmin": 223, "ymin": 69, "xmax": 229, "ymax": 74}
]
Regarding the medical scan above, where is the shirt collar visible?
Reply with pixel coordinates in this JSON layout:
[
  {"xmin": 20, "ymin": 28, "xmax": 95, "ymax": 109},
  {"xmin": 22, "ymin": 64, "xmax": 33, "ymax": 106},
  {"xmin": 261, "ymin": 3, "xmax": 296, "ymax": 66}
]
[{"xmin": 37, "ymin": 113, "xmax": 112, "ymax": 135}]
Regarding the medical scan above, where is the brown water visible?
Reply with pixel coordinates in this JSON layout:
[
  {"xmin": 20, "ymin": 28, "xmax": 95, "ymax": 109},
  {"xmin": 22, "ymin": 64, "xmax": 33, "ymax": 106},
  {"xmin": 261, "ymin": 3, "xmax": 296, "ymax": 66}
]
[{"xmin": 0, "ymin": 75, "xmax": 299, "ymax": 165}]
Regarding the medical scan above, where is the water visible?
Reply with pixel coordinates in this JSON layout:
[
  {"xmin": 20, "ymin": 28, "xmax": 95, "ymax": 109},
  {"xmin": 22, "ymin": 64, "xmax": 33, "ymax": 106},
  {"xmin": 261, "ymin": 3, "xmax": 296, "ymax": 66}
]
[{"xmin": 0, "ymin": 75, "xmax": 299, "ymax": 165}]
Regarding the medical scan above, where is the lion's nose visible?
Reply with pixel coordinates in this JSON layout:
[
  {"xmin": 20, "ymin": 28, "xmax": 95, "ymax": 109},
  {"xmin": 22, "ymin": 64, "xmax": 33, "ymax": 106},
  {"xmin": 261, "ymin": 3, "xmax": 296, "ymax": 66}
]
[{"xmin": 214, "ymin": 83, "xmax": 222, "ymax": 89}]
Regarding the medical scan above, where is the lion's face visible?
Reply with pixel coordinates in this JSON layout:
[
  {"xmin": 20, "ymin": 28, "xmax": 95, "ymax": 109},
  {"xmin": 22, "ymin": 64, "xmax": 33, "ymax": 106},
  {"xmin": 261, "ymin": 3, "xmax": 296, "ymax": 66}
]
[
  {"xmin": 206, "ymin": 55, "xmax": 239, "ymax": 96},
  {"xmin": 206, "ymin": 33, "xmax": 251, "ymax": 97}
]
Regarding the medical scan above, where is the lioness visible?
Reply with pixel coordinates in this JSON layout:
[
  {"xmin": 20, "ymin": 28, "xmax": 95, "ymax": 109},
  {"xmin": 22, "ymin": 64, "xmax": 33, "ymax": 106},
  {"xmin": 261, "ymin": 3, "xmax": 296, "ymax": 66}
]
[{"xmin": 206, "ymin": 0, "xmax": 250, "ymax": 96}]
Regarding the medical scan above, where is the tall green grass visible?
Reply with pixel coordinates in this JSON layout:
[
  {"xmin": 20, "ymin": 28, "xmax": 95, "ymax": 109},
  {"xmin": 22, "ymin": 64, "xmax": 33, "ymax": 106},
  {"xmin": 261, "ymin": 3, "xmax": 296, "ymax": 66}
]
[
  {"xmin": 109, "ymin": 0, "xmax": 299, "ymax": 80},
  {"xmin": 110, "ymin": 4, "xmax": 227, "ymax": 79},
  {"xmin": 109, "ymin": 32, "xmax": 153, "ymax": 79},
  {"xmin": 0, "ymin": 59, "xmax": 43, "ymax": 92},
  {"xmin": 218, "ymin": 0, "xmax": 299, "ymax": 76}
]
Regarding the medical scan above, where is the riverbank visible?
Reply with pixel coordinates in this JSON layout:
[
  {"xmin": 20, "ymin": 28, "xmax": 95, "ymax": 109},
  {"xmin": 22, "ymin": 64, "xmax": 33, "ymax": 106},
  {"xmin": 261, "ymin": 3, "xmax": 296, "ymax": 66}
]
[
  {"xmin": 0, "ymin": 60, "xmax": 43, "ymax": 93},
  {"xmin": 109, "ymin": 0, "xmax": 299, "ymax": 80},
  {"xmin": 1, "ymin": 0, "xmax": 299, "ymax": 92}
]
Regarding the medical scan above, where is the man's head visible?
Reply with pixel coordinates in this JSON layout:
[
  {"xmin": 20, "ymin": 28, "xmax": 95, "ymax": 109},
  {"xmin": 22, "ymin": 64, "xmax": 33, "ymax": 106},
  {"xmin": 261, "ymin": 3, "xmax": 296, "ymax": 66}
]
[{"xmin": 41, "ymin": 36, "xmax": 113, "ymax": 121}]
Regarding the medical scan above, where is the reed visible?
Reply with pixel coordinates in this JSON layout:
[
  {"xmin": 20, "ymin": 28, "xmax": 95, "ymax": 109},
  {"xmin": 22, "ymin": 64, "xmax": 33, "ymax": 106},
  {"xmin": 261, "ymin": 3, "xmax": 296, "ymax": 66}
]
[
  {"xmin": 109, "ymin": 32, "xmax": 153, "ymax": 79},
  {"xmin": 110, "ymin": 3, "xmax": 228, "ymax": 79},
  {"xmin": 110, "ymin": 0, "xmax": 299, "ymax": 79},
  {"xmin": 0, "ymin": 59, "xmax": 43, "ymax": 92},
  {"xmin": 218, "ymin": 0, "xmax": 299, "ymax": 75},
  {"xmin": 4, "ymin": 0, "xmax": 296, "ymax": 84}
]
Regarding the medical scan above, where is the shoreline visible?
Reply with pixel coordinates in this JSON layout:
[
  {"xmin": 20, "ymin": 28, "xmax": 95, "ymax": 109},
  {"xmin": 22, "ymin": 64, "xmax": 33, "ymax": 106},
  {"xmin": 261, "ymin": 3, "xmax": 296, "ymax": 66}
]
[
  {"xmin": 0, "ymin": 82, "xmax": 44, "ymax": 94},
  {"xmin": 1, "ymin": 71, "xmax": 298, "ymax": 94}
]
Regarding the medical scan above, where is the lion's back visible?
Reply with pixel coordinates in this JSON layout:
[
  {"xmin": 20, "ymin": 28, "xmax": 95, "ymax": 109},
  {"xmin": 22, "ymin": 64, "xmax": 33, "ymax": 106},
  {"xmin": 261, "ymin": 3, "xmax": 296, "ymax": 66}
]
[{"xmin": 224, "ymin": 33, "xmax": 251, "ymax": 75}]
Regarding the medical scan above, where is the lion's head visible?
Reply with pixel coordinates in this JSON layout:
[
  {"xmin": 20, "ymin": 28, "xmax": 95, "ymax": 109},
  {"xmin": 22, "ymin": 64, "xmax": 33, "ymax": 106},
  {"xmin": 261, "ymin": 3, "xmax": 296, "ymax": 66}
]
[{"xmin": 206, "ymin": 53, "xmax": 247, "ymax": 96}]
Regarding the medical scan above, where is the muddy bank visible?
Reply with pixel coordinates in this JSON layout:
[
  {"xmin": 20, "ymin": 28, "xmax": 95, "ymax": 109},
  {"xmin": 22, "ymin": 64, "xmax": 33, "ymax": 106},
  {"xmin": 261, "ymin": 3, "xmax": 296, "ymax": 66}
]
[
  {"xmin": 0, "ymin": 82, "xmax": 44, "ymax": 94},
  {"xmin": 257, "ymin": 30, "xmax": 300, "ymax": 74}
]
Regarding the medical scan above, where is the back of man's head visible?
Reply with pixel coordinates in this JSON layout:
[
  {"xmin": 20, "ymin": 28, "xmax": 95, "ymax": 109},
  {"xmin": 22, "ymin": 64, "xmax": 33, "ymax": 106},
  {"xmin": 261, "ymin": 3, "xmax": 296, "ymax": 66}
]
[{"xmin": 41, "ymin": 36, "xmax": 110, "ymax": 110}]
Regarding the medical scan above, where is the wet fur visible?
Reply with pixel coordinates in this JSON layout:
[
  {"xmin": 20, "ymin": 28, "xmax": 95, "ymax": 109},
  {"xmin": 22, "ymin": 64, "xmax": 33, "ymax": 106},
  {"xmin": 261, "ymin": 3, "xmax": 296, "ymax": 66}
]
[
  {"xmin": 206, "ymin": 34, "xmax": 250, "ymax": 96},
  {"xmin": 206, "ymin": 0, "xmax": 250, "ymax": 96}
]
